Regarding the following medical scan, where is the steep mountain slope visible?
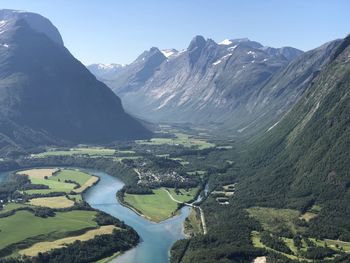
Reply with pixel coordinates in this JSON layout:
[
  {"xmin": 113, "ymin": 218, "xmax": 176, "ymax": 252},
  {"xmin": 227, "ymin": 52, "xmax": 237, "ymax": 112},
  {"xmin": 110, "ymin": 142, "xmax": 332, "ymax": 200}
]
[
  {"xmin": 237, "ymin": 34, "xmax": 350, "ymax": 239},
  {"xmin": 0, "ymin": 10, "xmax": 151, "ymax": 156},
  {"xmin": 90, "ymin": 36, "xmax": 313, "ymax": 133}
]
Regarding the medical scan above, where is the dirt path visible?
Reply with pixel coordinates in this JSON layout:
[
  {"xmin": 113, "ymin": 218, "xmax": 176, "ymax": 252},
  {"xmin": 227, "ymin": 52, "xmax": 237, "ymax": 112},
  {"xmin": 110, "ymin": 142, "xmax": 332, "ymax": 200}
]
[{"xmin": 163, "ymin": 189, "xmax": 207, "ymax": 235}]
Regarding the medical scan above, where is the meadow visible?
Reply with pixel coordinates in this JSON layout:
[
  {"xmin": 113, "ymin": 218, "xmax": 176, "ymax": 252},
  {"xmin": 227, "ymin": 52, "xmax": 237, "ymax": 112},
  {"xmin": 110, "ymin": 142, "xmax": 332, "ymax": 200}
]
[
  {"xmin": 19, "ymin": 225, "xmax": 117, "ymax": 257},
  {"xmin": 18, "ymin": 168, "xmax": 98, "ymax": 194},
  {"xmin": 28, "ymin": 196, "xmax": 74, "ymax": 209},
  {"xmin": 136, "ymin": 132, "xmax": 215, "ymax": 150},
  {"xmin": 0, "ymin": 210, "xmax": 97, "ymax": 250},
  {"xmin": 31, "ymin": 147, "xmax": 116, "ymax": 158},
  {"xmin": 124, "ymin": 187, "xmax": 197, "ymax": 222}
]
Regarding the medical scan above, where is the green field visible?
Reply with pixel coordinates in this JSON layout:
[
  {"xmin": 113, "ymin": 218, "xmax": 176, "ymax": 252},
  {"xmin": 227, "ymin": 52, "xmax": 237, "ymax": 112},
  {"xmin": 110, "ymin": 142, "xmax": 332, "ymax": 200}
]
[
  {"xmin": 0, "ymin": 210, "xmax": 97, "ymax": 250},
  {"xmin": 124, "ymin": 187, "xmax": 197, "ymax": 222},
  {"xmin": 31, "ymin": 147, "xmax": 116, "ymax": 158},
  {"xmin": 136, "ymin": 132, "xmax": 215, "ymax": 150},
  {"xmin": 0, "ymin": 203, "xmax": 29, "ymax": 214},
  {"xmin": 51, "ymin": 169, "xmax": 92, "ymax": 185},
  {"xmin": 28, "ymin": 196, "xmax": 75, "ymax": 209},
  {"xmin": 18, "ymin": 168, "xmax": 96, "ymax": 195},
  {"xmin": 167, "ymin": 188, "xmax": 198, "ymax": 202},
  {"xmin": 247, "ymin": 207, "xmax": 302, "ymax": 234}
]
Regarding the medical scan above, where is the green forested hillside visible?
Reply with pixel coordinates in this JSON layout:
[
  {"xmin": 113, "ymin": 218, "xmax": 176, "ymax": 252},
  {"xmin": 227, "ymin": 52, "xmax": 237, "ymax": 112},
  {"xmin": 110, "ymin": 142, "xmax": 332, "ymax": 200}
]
[
  {"xmin": 236, "ymin": 35, "xmax": 350, "ymax": 240},
  {"xmin": 172, "ymin": 35, "xmax": 350, "ymax": 263}
]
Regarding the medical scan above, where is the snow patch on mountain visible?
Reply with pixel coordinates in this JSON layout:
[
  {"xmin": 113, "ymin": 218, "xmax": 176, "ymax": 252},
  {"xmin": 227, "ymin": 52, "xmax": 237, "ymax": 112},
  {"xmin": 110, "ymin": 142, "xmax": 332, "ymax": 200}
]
[
  {"xmin": 161, "ymin": 49, "xmax": 178, "ymax": 58},
  {"xmin": 219, "ymin": 39, "xmax": 232, "ymax": 45}
]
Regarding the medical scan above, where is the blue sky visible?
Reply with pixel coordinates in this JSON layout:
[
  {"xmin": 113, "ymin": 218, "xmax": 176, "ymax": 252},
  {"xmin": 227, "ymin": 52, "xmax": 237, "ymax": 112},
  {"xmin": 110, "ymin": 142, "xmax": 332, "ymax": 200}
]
[{"xmin": 1, "ymin": 0, "xmax": 349, "ymax": 65}]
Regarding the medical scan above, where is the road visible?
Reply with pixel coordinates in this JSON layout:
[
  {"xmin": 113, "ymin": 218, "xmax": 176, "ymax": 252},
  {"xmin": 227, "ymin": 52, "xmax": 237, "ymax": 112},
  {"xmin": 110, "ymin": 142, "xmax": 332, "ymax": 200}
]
[{"xmin": 163, "ymin": 189, "xmax": 207, "ymax": 235}]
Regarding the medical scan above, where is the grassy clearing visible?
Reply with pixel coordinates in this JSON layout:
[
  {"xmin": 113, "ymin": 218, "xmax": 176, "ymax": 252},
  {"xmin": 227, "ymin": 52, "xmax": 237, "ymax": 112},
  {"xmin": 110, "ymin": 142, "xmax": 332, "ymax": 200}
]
[
  {"xmin": 299, "ymin": 204, "xmax": 320, "ymax": 222},
  {"xmin": 185, "ymin": 208, "xmax": 203, "ymax": 236},
  {"xmin": 51, "ymin": 170, "xmax": 91, "ymax": 185},
  {"xmin": 311, "ymin": 238, "xmax": 350, "ymax": 253},
  {"xmin": 68, "ymin": 194, "xmax": 83, "ymax": 203},
  {"xmin": 0, "ymin": 203, "xmax": 29, "ymax": 214},
  {"xmin": 167, "ymin": 188, "xmax": 198, "ymax": 203},
  {"xmin": 124, "ymin": 187, "xmax": 197, "ymax": 222},
  {"xmin": 17, "ymin": 168, "xmax": 58, "ymax": 179},
  {"xmin": 251, "ymin": 231, "xmax": 301, "ymax": 261},
  {"xmin": 25, "ymin": 178, "xmax": 75, "ymax": 194},
  {"xmin": 124, "ymin": 189, "xmax": 178, "ymax": 222},
  {"xmin": 247, "ymin": 207, "xmax": 302, "ymax": 234},
  {"xmin": 0, "ymin": 210, "xmax": 97, "ymax": 250},
  {"xmin": 19, "ymin": 225, "xmax": 117, "ymax": 257},
  {"xmin": 18, "ymin": 168, "xmax": 97, "ymax": 195},
  {"xmin": 31, "ymin": 147, "xmax": 116, "ymax": 158},
  {"xmin": 50, "ymin": 169, "xmax": 99, "ymax": 193},
  {"xmin": 28, "ymin": 196, "xmax": 74, "ymax": 209},
  {"xmin": 136, "ymin": 132, "xmax": 215, "ymax": 150},
  {"xmin": 114, "ymin": 156, "xmax": 142, "ymax": 162}
]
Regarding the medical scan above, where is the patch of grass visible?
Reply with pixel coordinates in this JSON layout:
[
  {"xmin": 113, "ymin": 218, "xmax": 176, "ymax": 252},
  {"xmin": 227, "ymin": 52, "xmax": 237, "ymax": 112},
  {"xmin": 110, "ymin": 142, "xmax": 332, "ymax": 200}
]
[
  {"xmin": 167, "ymin": 188, "xmax": 198, "ymax": 203},
  {"xmin": 251, "ymin": 231, "xmax": 302, "ymax": 261},
  {"xmin": 185, "ymin": 208, "xmax": 203, "ymax": 236},
  {"xmin": 124, "ymin": 188, "xmax": 178, "ymax": 222},
  {"xmin": 17, "ymin": 168, "xmax": 58, "ymax": 179},
  {"xmin": 0, "ymin": 210, "xmax": 97, "ymax": 250},
  {"xmin": 0, "ymin": 203, "xmax": 29, "ymax": 214},
  {"xmin": 136, "ymin": 132, "xmax": 215, "ymax": 150},
  {"xmin": 124, "ymin": 187, "xmax": 197, "ymax": 222},
  {"xmin": 19, "ymin": 225, "xmax": 117, "ymax": 257},
  {"xmin": 18, "ymin": 169, "xmax": 97, "ymax": 194},
  {"xmin": 28, "ymin": 196, "xmax": 74, "ymax": 209},
  {"xmin": 51, "ymin": 169, "xmax": 99, "ymax": 193},
  {"xmin": 31, "ymin": 147, "xmax": 116, "ymax": 158},
  {"xmin": 25, "ymin": 178, "xmax": 75, "ymax": 194},
  {"xmin": 311, "ymin": 238, "xmax": 350, "ymax": 253},
  {"xmin": 68, "ymin": 194, "xmax": 83, "ymax": 203},
  {"xmin": 246, "ymin": 207, "xmax": 302, "ymax": 235},
  {"xmin": 51, "ymin": 170, "xmax": 92, "ymax": 185}
]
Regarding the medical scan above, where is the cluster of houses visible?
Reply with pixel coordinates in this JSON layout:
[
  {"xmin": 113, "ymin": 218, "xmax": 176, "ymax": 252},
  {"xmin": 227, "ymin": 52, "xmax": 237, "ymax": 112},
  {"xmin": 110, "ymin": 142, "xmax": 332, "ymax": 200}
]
[{"xmin": 211, "ymin": 183, "xmax": 236, "ymax": 205}]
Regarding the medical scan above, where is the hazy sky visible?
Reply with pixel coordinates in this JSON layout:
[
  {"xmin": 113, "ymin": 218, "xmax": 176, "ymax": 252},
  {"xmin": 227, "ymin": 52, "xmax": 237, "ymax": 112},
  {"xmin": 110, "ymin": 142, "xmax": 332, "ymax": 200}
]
[{"xmin": 1, "ymin": 0, "xmax": 349, "ymax": 65}]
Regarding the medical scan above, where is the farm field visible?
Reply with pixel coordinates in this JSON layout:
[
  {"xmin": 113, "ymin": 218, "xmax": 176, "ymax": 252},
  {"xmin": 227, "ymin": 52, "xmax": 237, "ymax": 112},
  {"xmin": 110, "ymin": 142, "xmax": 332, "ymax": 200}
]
[
  {"xmin": 124, "ymin": 187, "xmax": 197, "ymax": 222},
  {"xmin": 17, "ymin": 168, "xmax": 98, "ymax": 195},
  {"xmin": 124, "ymin": 189, "xmax": 178, "ymax": 222},
  {"xmin": 136, "ymin": 132, "xmax": 215, "ymax": 150},
  {"xmin": 28, "ymin": 196, "xmax": 75, "ymax": 208},
  {"xmin": 0, "ymin": 203, "xmax": 29, "ymax": 214},
  {"xmin": 0, "ymin": 210, "xmax": 97, "ymax": 250},
  {"xmin": 166, "ymin": 188, "xmax": 198, "ymax": 203},
  {"xmin": 30, "ymin": 147, "xmax": 116, "ymax": 158},
  {"xmin": 19, "ymin": 225, "xmax": 117, "ymax": 257}
]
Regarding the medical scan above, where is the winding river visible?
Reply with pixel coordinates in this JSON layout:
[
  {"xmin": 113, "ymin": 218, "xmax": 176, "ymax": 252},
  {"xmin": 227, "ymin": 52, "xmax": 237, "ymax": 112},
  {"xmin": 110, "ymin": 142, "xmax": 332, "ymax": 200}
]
[
  {"xmin": 0, "ymin": 169, "xmax": 191, "ymax": 263},
  {"xmin": 83, "ymin": 170, "xmax": 191, "ymax": 263}
]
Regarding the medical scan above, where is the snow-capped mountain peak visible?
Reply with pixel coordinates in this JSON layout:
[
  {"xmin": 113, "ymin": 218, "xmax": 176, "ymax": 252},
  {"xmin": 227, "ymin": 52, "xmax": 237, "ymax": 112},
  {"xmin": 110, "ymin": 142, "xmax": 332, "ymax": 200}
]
[
  {"xmin": 161, "ymin": 48, "xmax": 179, "ymax": 58},
  {"xmin": 219, "ymin": 39, "xmax": 233, "ymax": 45}
]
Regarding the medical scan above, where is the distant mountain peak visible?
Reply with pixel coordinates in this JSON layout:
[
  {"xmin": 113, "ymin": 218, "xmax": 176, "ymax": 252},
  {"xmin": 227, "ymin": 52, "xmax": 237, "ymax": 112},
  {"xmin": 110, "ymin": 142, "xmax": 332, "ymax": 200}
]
[{"xmin": 188, "ymin": 35, "xmax": 206, "ymax": 51}]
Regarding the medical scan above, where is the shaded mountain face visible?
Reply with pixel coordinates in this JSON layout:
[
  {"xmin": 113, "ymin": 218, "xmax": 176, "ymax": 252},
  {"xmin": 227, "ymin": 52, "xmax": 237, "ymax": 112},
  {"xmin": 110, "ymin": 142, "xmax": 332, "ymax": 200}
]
[
  {"xmin": 0, "ymin": 10, "xmax": 151, "ymax": 155},
  {"xmin": 91, "ymin": 36, "xmax": 306, "ymax": 134},
  {"xmin": 237, "ymin": 35, "xmax": 350, "ymax": 239}
]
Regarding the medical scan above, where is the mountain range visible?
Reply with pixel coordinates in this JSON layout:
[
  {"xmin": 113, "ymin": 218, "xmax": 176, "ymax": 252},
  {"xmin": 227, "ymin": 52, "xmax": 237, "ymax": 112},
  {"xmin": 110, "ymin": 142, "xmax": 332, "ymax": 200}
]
[{"xmin": 0, "ymin": 9, "xmax": 151, "ymax": 156}]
